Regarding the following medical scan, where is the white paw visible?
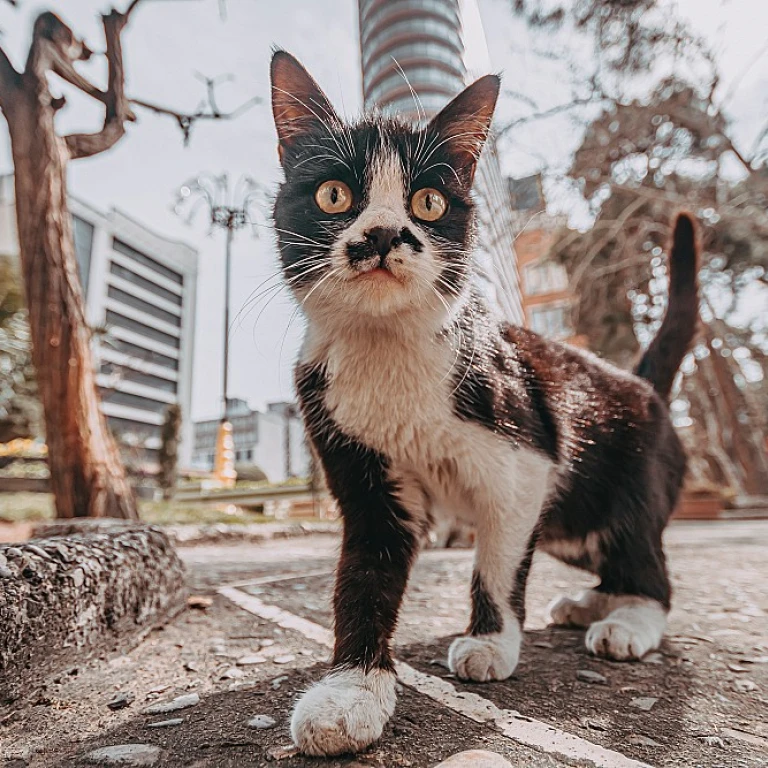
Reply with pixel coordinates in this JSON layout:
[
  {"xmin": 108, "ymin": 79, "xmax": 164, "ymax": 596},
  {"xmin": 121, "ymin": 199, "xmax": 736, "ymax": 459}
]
[
  {"xmin": 290, "ymin": 668, "xmax": 396, "ymax": 756},
  {"xmin": 448, "ymin": 631, "xmax": 520, "ymax": 682},
  {"xmin": 549, "ymin": 590, "xmax": 607, "ymax": 628},
  {"xmin": 586, "ymin": 618, "xmax": 658, "ymax": 661}
]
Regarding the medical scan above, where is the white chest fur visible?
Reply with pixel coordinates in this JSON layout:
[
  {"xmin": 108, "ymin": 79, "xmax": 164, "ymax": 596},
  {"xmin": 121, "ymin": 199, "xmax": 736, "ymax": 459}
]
[{"xmin": 302, "ymin": 326, "xmax": 554, "ymax": 516}]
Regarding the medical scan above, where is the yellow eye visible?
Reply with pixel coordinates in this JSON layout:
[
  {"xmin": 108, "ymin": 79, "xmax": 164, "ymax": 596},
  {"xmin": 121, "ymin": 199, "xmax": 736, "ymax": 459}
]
[
  {"xmin": 410, "ymin": 188, "xmax": 447, "ymax": 222},
  {"xmin": 315, "ymin": 180, "xmax": 353, "ymax": 214}
]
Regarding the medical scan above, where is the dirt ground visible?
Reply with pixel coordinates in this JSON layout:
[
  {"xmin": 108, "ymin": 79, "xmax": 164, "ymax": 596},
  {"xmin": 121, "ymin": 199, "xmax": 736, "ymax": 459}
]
[{"xmin": 1, "ymin": 520, "xmax": 766, "ymax": 768}]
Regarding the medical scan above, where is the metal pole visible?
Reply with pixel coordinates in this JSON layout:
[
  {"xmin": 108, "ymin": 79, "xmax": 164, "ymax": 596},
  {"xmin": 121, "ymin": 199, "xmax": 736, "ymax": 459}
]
[{"xmin": 222, "ymin": 222, "xmax": 234, "ymax": 421}]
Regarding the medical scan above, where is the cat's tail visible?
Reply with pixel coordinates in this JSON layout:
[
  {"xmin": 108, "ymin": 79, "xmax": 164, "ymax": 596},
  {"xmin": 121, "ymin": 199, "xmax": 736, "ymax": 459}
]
[{"xmin": 634, "ymin": 212, "xmax": 699, "ymax": 400}]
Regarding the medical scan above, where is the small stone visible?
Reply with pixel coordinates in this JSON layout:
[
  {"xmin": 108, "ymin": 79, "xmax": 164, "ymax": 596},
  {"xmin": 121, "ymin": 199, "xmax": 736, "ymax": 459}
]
[
  {"xmin": 146, "ymin": 718, "xmax": 183, "ymax": 728},
  {"xmin": 700, "ymin": 735, "xmax": 725, "ymax": 748},
  {"xmin": 184, "ymin": 661, "xmax": 201, "ymax": 673},
  {"xmin": 630, "ymin": 697, "xmax": 658, "ymax": 711},
  {"xmin": 210, "ymin": 644, "xmax": 227, "ymax": 655},
  {"xmin": 221, "ymin": 667, "xmax": 244, "ymax": 680},
  {"xmin": 107, "ymin": 692, "xmax": 135, "ymax": 711},
  {"xmin": 627, "ymin": 734, "xmax": 663, "ymax": 747},
  {"xmin": 577, "ymin": 669, "xmax": 607, "ymax": 685},
  {"xmin": 259, "ymin": 639, "xmax": 275, "ymax": 648},
  {"xmin": 25, "ymin": 544, "xmax": 52, "ymax": 560},
  {"xmin": 237, "ymin": 655, "xmax": 266, "ymax": 666},
  {"xmin": 734, "ymin": 679, "xmax": 758, "ymax": 692},
  {"xmin": 82, "ymin": 744, "xmax": 162, "ymax": 765},
  {"xmin": 4, "ymin": 547, "xmax": 23, "ymax": 558},
  {"xmin": 434, "ymin": 750, "xmax": 514, "ymax": 767},
  {"xmin": 642, "ymin": 652, "xmax": 664, "ymax": 665},
  {"xmin": 248, "ymin": 714, "xmax": 277, "ymax": 729},
  {"xmin": 141, "ymin": 692, "xmax": 200, "ymax": 715},
  {"xmin": 532, "ymin": 641, "xmax": 554, "ymax": 649},
  {"xmin": 71, "ymin": 568, "xmax": 85, "ymax": 587},
  {"xmin": 274, "ymin": 654, "xmax": 296, "ymax": 665},
  {"xmin": 727, "ymin": 663, "xmax": 748, "ymax": 672},
  {"xmin": 583, "ymin": 718, "xmax": 609, "ymax": 731},
  {"xmin": 187, "ymin": 595, "xmax": 213, "ymax": 610},
  {"xmin": 271, "ymin": 675, "xmax": 288, "ymax": 689}
]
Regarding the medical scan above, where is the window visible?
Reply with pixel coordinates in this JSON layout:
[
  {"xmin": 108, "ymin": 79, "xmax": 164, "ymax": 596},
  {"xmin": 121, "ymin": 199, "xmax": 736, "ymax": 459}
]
[
  {"xmin": 113, "ymin": 238, "xmax": 184, "ymax": 286},
  {"xmin": 101, "ymin": 363, "xmax": 178, "ymax": 394},
  {"xmin": 106, "ymin": 310, "xmax": 180, "ymax": 349},
  {"xmin": 106, "ymin": 417, "xmax": 162, "ymax": 441},
  {"xmin": 109, "ymin": 338, "xmax": 179, "ymax": 371},
  {"xmin": 72, "ymin": 215, "xmax": 95, "ymax": 296},
  {"xmin": 524, "ymin": 260, "xmax": 568, "ymax": 296},
  {"xmin": 107, "ymin": 286, "xmax": 181, "ymax": 327},
  {"xmin": 110, "ymin": 262, "xmax": 182, "ymax": 306},
  {"xmin": 102, "ymin": 389, "xmax": 173, "ymax": 415},
  {"xmin": 529, "ymin": 305, "xmax": 572, "ymax": 339}
]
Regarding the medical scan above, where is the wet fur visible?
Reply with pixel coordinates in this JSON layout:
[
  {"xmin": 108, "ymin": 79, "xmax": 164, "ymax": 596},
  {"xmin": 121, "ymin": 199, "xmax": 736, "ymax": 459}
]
[{"xmin": 270, "ymin": 51, "xmax": 699, "ymax": 756}]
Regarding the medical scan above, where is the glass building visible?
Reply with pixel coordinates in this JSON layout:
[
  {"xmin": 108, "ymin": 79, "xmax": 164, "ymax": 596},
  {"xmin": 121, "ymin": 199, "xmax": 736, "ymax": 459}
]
[{"xmin": 357, "ymin": 0, "xmax": 525, "ymax": 323}]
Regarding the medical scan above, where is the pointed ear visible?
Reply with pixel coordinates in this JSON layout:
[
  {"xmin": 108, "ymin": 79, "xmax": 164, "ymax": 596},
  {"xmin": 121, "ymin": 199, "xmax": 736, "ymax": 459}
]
[
  {"xmin": 427, "ymin": 75, "xmax": 500, "ymax": 185},
  {"xmin": 271, "ymin": 50, "xmax": 340, "ymax": 163}
]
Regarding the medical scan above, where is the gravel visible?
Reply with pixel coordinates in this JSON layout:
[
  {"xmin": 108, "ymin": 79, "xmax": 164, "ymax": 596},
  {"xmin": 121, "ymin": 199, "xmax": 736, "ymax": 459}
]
[
  {"xmin": 82, "ymin": 744, "xmax": 162, "ymax": 765},
  {"xmin": 141, "ymin": 693, "xmax": 200, "ymax": 715}
]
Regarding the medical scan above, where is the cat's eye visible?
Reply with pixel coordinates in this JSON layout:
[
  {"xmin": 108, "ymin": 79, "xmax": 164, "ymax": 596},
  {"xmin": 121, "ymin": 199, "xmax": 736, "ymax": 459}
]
[
  {"xmin": 315, "ymin": 180, "xmax": 353, "ymax": 214},
  {"xmin": 410, "ymin": 188, "xmax": 447, "ymax": 222}
]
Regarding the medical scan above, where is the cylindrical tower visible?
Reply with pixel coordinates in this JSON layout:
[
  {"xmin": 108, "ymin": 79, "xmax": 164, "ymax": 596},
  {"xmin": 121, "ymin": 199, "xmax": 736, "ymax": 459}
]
[
  {"xmin": 360, "ymin": 0, "xmax": 465, "ymax": 117},
  {"xmin": 358, "ymin": 0, "xmax": 525, "ymax": 325}
]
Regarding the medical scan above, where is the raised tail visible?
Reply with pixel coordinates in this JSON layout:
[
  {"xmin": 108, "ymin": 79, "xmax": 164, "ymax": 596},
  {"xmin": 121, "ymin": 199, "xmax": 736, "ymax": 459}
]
[{"xmin": 634, "ymin": 212, "xmax": 699, "ymax": 400}]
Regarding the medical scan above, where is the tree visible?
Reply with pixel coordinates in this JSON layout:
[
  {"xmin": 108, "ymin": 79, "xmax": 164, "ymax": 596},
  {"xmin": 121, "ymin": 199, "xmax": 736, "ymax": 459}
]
[
  {"xmin": 550, "ymin": 79, "xmax": 768, "ymax": 495},
  {"xmin": 158, "ymin": 404, "xmax": 182, "ymax": 500},
  {"xmin": 0, "ymin": 2, "xmax": 256, "ymax": 518}
]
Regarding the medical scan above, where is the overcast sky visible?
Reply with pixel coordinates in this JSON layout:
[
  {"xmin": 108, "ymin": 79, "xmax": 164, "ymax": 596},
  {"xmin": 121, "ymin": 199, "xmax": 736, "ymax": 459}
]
[{"xmin": 0, "ymin": 0, "xmax": 765, "ymax": 421}]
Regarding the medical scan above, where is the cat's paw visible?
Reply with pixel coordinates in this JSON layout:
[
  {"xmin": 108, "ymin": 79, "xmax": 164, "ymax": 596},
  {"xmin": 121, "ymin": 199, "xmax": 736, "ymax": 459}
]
[
  {"xmin": 549, "ymin": 590, "xmax": 605, "ymax": 628},
  {"xmin": 586, "ymin": 618, "xmax": 659, "ymax": 661},
  {"xmin": 290, "ymin": 668, "xmax": 396, "ymax": 756},
  {"xmin": 448, "ymin": 631, "xmax": 520, "ymax": 682}
]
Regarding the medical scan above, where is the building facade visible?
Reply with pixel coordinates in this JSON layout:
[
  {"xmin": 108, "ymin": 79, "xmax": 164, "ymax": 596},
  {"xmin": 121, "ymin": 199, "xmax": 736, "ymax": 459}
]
[
  {"xmin": 509, "ymin": 174, "xmax": 585, "ymax": 345},
  {"xmin": 0, "ymin": 175, "xmax": 199, "ymax": 469},
  {"xmin": 357, "ymin": 0, "xmax": 525, "ymax": 324},
  {"xmin": 192, "ymin": 398, "xmax": 309, "ymax": 483}
]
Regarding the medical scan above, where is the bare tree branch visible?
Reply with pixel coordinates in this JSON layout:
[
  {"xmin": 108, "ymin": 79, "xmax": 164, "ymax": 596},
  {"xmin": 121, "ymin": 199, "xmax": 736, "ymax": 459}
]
[
  {"xmin": 65, "ymin": 9, "xmax": 134, "ymax": 160},
  {"xmin": 497, "ymin": 96, "xmax": 608, "ymax": 139},
  {"xmin": 0, "ymin": 43, "xmax": 21, "ymax": 109}
]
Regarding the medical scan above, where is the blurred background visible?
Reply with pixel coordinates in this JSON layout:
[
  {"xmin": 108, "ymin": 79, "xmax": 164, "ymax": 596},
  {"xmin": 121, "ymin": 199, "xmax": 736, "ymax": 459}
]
[{"xmin": 0, "ymin": 0, "xmax": 766, "ymax": 526}]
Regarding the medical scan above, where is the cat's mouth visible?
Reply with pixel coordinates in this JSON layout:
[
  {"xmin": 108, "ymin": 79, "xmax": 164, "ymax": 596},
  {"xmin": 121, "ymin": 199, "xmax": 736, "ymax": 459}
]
[{"xmin": 354, "ymin": 266, "xmax": 402, "ymax": 284}]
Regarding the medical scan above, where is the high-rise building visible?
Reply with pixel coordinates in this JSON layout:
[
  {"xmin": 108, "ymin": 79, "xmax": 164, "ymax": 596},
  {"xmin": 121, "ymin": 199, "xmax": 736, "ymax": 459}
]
[
  {"xmin": 357, "ymin": 0, "xmax": 525, "ymax": 324},
  {"xmin": 0, "ymin": 175, "xmax": 199, "ymax": 470}
]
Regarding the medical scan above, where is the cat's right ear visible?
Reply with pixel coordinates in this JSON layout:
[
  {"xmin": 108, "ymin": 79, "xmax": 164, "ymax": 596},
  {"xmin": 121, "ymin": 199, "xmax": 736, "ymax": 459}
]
[{"xmin": 271, "ymin": 50, "xmax": 339, "ymax": 165}]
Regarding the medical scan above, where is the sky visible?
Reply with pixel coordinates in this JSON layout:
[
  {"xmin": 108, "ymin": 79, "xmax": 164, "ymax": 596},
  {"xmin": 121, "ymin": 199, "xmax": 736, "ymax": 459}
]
[{"xmin": 0, "ymin": 0, "xmax": 766, "ymax": 421}]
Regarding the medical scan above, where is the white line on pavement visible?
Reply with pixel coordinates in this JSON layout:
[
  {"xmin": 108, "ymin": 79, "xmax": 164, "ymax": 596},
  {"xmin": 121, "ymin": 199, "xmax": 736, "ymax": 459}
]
[
  {"xmin": 220, "ymin": 569, "xmax": 334, "ymax": 590},
  {"xmin": 219, "ymin": 584, "xmax": 653, "ymax": 768}
]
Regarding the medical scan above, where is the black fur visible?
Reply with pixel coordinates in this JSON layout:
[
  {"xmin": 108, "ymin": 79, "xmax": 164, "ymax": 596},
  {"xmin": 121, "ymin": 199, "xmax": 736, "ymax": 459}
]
[
  {"xmin": 295, "ymin": 364, "xmax": 418, "ymax": 672},
  {"xmin": 469, "ymin": 572, "xmax": 503, "ymax": 635}
]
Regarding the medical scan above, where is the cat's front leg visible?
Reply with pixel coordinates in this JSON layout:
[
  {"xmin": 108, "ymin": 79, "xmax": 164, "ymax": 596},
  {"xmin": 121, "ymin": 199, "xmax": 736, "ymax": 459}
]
[
  {"xmin": 448, "ymin": 453, "xmax": 551, "ymax": 682},
  {"xmin": 289, "ymin": 381, "xmax": 422, "ymax": 754}
]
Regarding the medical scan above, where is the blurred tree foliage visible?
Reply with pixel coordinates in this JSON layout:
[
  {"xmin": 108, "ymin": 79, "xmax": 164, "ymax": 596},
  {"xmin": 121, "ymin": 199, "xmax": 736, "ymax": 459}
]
[
  {"xmin": 158, "ymin": 403, "xmax": 182, "ymax": 500},
  {"xmin": 0, "ymin": 255, "xmax": 42, "ymax": 444}
]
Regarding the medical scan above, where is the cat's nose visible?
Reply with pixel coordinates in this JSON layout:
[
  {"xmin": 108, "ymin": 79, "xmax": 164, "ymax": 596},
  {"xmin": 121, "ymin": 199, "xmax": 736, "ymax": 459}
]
[{"xmin": 365, "ymin": 227, "xmax": 402, "ymax": 257}]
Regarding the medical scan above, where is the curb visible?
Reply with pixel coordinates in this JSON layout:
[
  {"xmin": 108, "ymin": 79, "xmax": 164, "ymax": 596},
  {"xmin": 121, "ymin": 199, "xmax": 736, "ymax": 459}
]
[{"xmin": 0, "ymin": 525, "xmax": 187, "ymax": 700}]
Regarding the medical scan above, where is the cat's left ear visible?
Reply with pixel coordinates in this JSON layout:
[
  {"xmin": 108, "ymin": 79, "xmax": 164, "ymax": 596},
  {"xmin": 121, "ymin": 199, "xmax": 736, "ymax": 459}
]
[
  {"xmin": 427, "ymin": 75, "xmax": 500, "ymax": 186},
  {"xmin": 271, "ymin": 50, "xmax": 341, "ymax": 165}
]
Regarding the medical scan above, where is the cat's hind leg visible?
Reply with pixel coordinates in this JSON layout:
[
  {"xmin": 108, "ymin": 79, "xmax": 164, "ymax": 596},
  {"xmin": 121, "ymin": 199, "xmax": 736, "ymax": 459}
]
[{"xmin": 548, "ymin": 529, "xmax": 671, "ymax": 661}]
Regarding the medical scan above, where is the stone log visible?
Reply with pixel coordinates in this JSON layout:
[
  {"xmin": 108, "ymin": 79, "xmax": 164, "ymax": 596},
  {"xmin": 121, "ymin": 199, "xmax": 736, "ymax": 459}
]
[{"xmin": 0, "ymin": 525, "xmax": 186, "ymax": 700}]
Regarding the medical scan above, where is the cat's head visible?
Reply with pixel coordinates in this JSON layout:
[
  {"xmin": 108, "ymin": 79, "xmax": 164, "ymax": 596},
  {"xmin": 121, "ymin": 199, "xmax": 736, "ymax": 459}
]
[{"xmin": 270, "ymin": 51, "xmax": 499, "ymax": 326}]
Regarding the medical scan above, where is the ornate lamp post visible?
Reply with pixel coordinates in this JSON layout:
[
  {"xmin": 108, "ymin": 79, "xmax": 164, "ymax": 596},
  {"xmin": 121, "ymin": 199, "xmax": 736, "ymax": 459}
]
[{"xmin": 174, "ymin": 173, "xmax": 262, "ymax": 486}]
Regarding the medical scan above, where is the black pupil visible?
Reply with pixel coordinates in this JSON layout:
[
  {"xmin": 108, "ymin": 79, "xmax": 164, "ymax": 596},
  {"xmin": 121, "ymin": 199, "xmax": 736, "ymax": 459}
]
[
  {"xmin": 425, "ymin": 194, "xmax": 432, "ymax": 210},
  {"xmin": 330, "ymin": 187, "xmax": 338, "ymax": 205}
]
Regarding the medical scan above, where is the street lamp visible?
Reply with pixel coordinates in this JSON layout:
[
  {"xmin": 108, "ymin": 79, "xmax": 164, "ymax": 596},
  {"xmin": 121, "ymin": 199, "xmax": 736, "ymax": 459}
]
[{"xmin": 174, "ymin": 173, "xmax": 263, "ymax": 486}]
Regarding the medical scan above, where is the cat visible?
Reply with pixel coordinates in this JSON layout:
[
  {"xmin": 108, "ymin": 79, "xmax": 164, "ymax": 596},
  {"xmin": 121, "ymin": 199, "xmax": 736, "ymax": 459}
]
[{"xmin": 269, "ymin": 50, "xmax": 699, "ymax": 757}]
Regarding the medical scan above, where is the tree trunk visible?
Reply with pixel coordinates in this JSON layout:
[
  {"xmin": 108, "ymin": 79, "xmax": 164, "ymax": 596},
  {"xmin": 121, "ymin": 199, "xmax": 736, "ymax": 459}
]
[{"xmin": 7, "ymin": 79, "xmax": 138, "ymax": 519}]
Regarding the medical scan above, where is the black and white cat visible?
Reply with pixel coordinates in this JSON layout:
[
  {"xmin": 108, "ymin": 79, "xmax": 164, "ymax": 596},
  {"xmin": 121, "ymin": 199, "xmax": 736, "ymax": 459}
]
[{"xmin": 269, "ymin": 51, "xmax": 699, "ymax": 757}]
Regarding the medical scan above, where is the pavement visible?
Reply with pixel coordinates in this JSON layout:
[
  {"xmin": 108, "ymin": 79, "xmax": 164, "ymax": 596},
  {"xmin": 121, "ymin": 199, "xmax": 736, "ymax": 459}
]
[{"xmin": 2, "ymin": 520, "xmax": 767, "ymax": 768}]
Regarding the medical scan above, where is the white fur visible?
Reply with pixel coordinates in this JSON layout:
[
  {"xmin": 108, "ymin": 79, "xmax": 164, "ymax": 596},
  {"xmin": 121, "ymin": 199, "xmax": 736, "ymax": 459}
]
[
  {"xmin": 449, "ymin": 623, "xmax": 521, "ymax": 682},
  {"xmin": 550, "ymin": 589, "xmax": 667, "ymax": 660},
  {"xmin": 291, "ymin": 668, "xmax": 397, "ymax": 756},
  {"xmin": 586, "ymin": 600, "xmax": 667, "ymax": 661}
]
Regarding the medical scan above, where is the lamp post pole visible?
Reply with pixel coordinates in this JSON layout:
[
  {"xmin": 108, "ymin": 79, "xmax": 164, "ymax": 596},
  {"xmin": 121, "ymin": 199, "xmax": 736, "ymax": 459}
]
[{"xmin": 174, "ymin": 173, "xmax": 261, "ymax": 486}]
